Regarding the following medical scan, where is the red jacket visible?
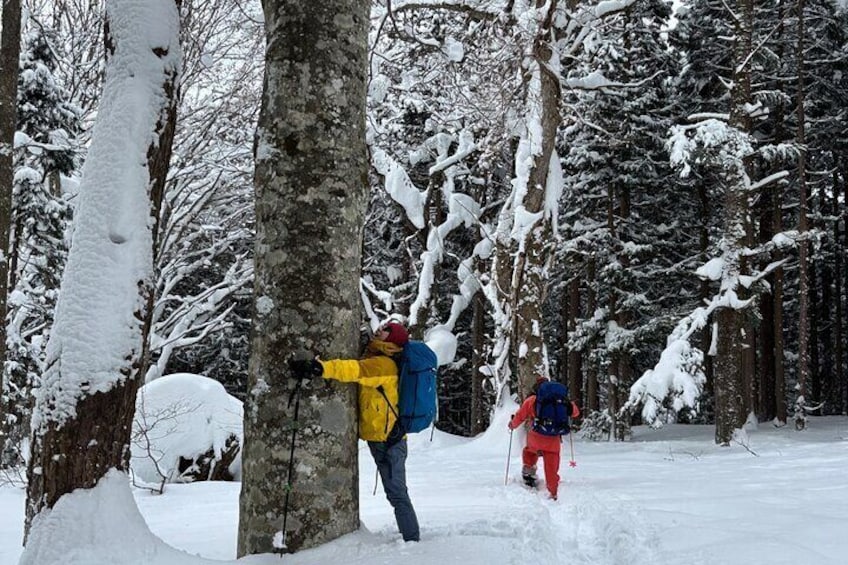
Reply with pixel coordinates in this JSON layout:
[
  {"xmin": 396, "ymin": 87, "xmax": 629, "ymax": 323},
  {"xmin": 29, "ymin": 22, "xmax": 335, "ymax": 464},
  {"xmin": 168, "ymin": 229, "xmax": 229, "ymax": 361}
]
[{"xmin": 509, "ymin": 395, "xmax": 580, "ymax": 453}]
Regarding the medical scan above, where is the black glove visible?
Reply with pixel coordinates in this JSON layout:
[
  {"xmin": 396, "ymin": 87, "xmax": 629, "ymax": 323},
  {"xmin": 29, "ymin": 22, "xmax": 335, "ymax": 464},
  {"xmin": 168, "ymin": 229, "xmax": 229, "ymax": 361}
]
[{"xmin": 288, "ymin": 357, "xmax": 323, "ymax": 379}]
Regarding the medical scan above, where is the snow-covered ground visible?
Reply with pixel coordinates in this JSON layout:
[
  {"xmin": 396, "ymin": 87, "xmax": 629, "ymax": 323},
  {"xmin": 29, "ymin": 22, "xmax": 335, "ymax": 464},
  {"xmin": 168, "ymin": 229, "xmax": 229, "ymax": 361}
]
[{"xmin": 2, "ymin": 413, "xmax": 847, "ymax": 565}]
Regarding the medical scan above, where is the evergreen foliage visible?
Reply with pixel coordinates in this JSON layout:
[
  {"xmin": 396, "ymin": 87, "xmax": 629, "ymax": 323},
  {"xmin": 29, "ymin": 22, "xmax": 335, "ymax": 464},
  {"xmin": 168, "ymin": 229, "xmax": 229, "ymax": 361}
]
[{"xmin": 2, "ymin": 23, "xmax": 78, "ymax": 467}]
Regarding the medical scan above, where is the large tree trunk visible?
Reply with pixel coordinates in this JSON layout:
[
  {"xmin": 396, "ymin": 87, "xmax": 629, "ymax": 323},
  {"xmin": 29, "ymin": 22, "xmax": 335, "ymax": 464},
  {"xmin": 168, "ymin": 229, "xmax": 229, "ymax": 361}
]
[
  {"xmin": 0, "ymin": 0, "xmax": 22, "ymax": 454},
  {"xmin": 487, "ymin": 1, "xmax": 561, "ymax": 399},
  {"xmin": 833, "ymin": 163, "xmax": 848, "ymax": 414},
  {"xmin": 762, "ymin": 0, "xmax": 787, "ymax": 424},
  {"xmin": 237, "ymin": 0, "xmax": 368, "ymax": 555},
  {"xmin": 697, "ymin": 182, "xmax": 714, "ymax": 408},
  {"xmin": 741, "ymin": 214, "xmax": 756, "ymax": 420},
  {"xmin": 758, "ymin": 195, "xmax": 776, "ymax": 421},
  {"xmin": 829, "ymin": 172, "xmax": 842, "ymax": 413},
  {"xmin": 607, "ymin": 185, "xmax": 620, "ymax": 436},
  {"xmin": 557, "ymin": 279, "xmax": 569, "ymax": 386},
  {"xmin": 714, "ymin": 306, "xmax": 745, "ymax": 444},
  {"xmin": 795, "ymin": 0, "xmax": 811, "ymax": 430},
  {"xmin": 24, "ymin": 0, "xmax": 181, "ymax": 540},
  {"xmin": 407, "ymin": 170, "xmax": 445, "ymax": 336},
  {"xmin": 614, "ymin": 184, "xmax": 632, "ymax": 440},
  {"xmin": 511, "ymin": 0, "xmax": 561, "ymax": 395},
  {"xmin": 809, "ymin": 259, "xmax": 820, "ymax": 404},
  {"xmin": 714, "ymin": 0, "xmax": 753, "ymax": 445}
]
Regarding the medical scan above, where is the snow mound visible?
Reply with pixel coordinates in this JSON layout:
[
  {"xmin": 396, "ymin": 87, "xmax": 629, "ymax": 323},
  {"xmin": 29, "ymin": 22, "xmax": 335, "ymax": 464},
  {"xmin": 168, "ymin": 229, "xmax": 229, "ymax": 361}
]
[
  {"xmin": 131, "ymin": 373, "xmax": 242, "ymax": 485},
  {"xmin": 19, "ymin": 470, "xmax": 211, "ymax": 565},
  {"xmin": 471, "ymin": 398, "xmax": 520, "ymax": 450}
]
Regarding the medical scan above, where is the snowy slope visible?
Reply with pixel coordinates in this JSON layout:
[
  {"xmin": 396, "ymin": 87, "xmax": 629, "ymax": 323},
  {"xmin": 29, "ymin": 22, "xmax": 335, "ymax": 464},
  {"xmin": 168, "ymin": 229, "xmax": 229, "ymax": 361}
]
[{"xmin": 2, "ymin": 416, "xmax": 847, "ymax": 565}]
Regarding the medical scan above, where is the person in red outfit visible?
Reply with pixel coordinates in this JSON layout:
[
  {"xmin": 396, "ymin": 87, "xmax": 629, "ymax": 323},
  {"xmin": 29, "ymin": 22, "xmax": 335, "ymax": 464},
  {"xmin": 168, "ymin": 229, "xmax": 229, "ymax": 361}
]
[{"xmin": 508, "ymin": 377, "xmax": 580, "ymax": 500}]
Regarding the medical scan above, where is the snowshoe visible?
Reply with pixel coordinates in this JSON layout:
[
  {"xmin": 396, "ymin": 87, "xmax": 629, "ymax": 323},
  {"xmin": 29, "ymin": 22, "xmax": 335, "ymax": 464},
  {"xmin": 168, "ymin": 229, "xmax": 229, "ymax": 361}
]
[{"xmin": 522, "ymin": 473, "xmax": 537, "ymax": 488}]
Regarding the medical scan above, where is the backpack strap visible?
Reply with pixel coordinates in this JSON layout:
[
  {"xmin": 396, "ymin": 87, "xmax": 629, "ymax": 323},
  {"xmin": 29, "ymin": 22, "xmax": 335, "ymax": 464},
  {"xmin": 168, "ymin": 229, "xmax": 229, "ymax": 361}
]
[
  {"xmin": 376, "ymin": 385, "xmax": 400, "ymax": 420},
  {"xmin": 376, "ymin": 385, "xmax": 406, "ymax": 443}
]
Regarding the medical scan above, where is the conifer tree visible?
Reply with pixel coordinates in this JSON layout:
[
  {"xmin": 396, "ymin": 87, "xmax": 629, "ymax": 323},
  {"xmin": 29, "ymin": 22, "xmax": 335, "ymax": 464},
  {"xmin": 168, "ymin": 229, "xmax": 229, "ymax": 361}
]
[
  {"xmin": 1, "ymin": 23, "xmax": 78, "ymax": 468},
  {"xmin": 791, "ymin": 0, "xmax": 848, "ymax": 418},
  {"xmin": 559, "ymin": 0, "xmax": 693, "ymax": 438}
]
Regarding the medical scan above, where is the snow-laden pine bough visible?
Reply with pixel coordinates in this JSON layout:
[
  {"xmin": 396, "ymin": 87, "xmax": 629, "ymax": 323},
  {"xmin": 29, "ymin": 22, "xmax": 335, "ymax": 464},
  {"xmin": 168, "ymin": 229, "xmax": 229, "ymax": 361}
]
[{"xmin": 626, "ymin": 117, "xmax": 804, "ymax": 431}]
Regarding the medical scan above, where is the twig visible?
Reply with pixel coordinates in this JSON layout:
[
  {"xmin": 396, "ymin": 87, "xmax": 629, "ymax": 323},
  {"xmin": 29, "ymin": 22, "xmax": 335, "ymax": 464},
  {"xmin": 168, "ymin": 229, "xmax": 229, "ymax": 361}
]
[{"xmin": 732, "ymin": 438, "xmax": 760, "ymax": 457}]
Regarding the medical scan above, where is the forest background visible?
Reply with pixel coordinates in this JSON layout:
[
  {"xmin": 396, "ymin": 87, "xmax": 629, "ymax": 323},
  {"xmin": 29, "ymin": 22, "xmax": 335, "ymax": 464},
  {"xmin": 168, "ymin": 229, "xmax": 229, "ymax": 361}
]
[{"xmin": 1, "ymin": 0, "xmax": 848, "ymax": 557}]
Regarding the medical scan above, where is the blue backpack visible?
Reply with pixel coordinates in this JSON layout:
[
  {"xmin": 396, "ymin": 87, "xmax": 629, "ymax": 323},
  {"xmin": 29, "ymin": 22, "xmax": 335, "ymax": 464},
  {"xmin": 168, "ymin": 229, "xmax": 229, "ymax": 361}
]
[
  {"xmin": 396, "ymin": 341, "xmax": 438, "ymax": 433},
  {"xmin": 532, "ymin": 381, "xmax": 571, "ymax": 436}
]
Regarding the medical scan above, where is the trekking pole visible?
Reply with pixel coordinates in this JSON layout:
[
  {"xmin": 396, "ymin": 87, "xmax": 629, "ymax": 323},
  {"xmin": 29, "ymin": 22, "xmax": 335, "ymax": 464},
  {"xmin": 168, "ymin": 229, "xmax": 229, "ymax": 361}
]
[
  {"xmin": 429, "ymin": 397, "xmax": 439, "ymax": 442},
  {"xmin": 504, "ymin": 428, "xmax": 513, "ymax": 486},
  {"xmin": 373, "ymin": 467, "xmax": 379, "ymax": 496},
  {"xmin": 276, "ymin": 376, "xmax": 305, "ymax": 554},
  {"xmin": 568, "ymin": 431, "xmax": 577, "ymax": 468}
]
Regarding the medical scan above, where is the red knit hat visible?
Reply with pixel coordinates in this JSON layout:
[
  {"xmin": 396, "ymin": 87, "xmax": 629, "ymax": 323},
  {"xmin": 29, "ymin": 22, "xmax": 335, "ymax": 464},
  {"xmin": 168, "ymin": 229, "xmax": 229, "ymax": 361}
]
[
  {"xmin": 533, "ymin": 376, "xmax": 548, "ymax": 393},
  {"xmin": 382, "ymin": 322, "xmax": 409, "ymax": 346}
]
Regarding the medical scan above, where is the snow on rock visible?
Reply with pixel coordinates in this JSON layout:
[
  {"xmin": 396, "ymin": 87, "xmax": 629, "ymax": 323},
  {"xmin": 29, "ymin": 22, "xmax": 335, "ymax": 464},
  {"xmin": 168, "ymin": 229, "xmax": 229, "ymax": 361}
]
[
  {"xmin": 471, "ymin": 397, "xmax": 520, "ymax": 451},
  {"xmin": 131, "ymin": 374, "xmax": 242, "ymax": 485}
]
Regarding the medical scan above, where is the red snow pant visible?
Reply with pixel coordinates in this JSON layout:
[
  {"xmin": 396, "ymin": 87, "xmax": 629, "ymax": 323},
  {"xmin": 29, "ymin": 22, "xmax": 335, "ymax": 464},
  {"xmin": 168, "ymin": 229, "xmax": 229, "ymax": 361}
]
[{"xmin": 523, "ymin": 446, "xmax": 560, "ymax": 499}]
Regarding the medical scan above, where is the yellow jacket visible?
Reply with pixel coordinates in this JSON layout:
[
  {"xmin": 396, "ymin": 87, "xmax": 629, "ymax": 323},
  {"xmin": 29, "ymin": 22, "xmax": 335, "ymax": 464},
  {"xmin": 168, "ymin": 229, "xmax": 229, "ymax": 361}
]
[{"xmin": 319, "ymin": 340, "xmax": 401, "ymax": 442}]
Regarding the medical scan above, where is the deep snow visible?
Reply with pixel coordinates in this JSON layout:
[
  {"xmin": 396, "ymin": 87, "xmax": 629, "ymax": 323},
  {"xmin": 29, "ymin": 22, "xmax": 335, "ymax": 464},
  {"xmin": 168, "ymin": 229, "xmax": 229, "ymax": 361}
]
[{"xmin": 2, "ymin": 413, "xmax": 847, "ymax": 565}]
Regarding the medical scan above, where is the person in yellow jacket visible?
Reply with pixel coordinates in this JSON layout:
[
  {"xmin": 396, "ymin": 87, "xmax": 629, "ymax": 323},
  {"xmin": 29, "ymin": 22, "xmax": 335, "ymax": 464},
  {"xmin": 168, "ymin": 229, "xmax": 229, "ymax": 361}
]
[{"xmin": 289, "ymin": 322, "xmax": 420, "ymax": 542}]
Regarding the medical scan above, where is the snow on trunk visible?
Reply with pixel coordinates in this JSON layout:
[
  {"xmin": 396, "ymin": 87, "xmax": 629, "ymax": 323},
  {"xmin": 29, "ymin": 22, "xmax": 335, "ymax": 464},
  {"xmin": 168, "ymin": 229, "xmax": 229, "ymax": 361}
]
[
  {"xmin": 487, "ymin": 0, "xmax": 562, "ymax": 399},
  {"xmin": 25, "ymin": 0, "xmax": 181, "ymax": 541}
]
